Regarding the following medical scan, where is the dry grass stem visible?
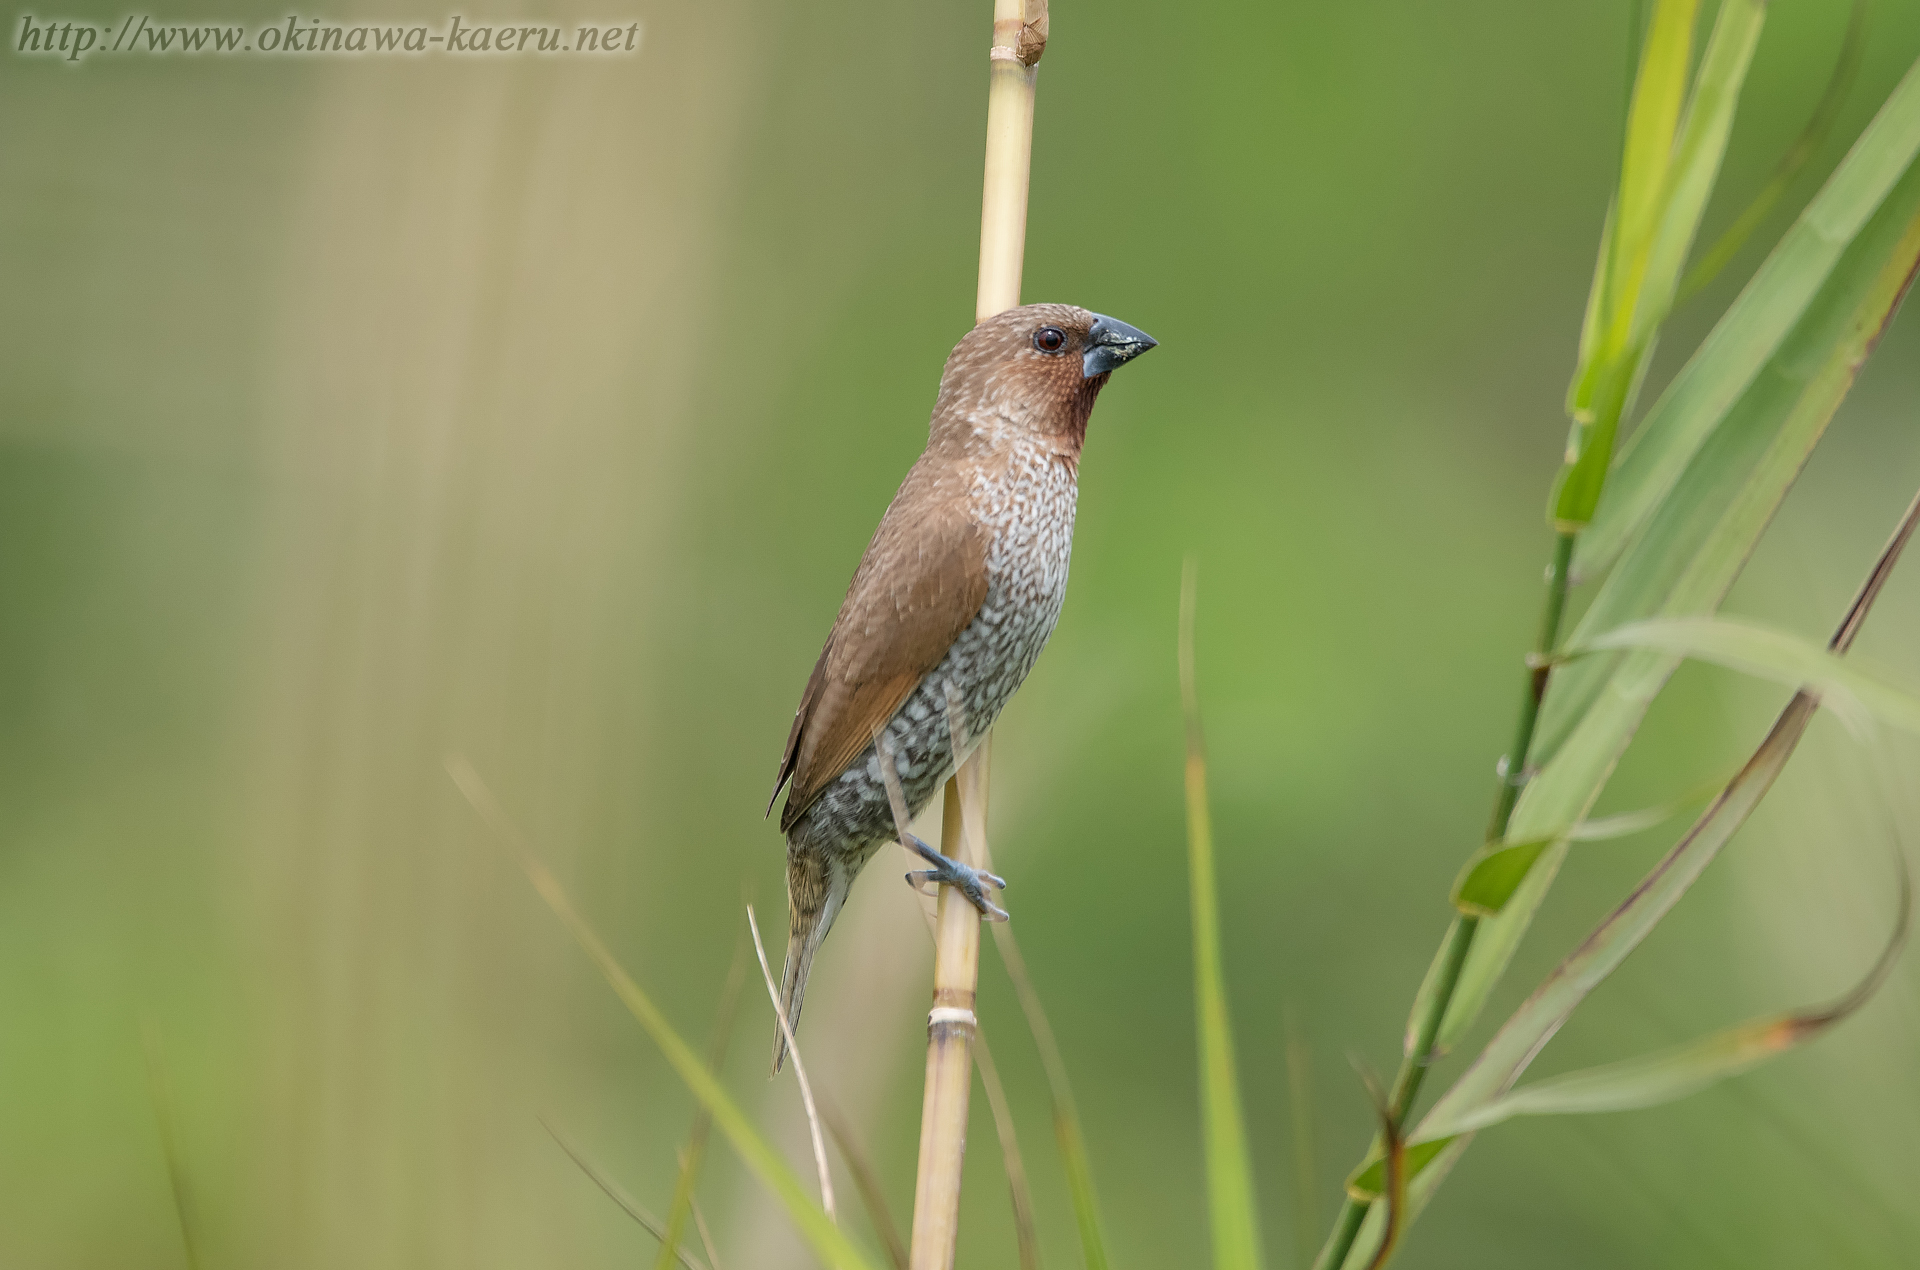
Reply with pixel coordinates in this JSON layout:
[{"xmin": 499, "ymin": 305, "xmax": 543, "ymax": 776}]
[
  {"xmin": 821, "ymin": 1100, "xmax": 912, "ymax": 1270},
  {"xmin": 691, "ymin": 1195, "xmax": 726, "ymax": 1270},
  {"xmin": 911, "ymin": 0, "xmax": 1045, "ymax": 1260},
  {"xmin": 1354, "ymin": 1069, "xmax": 1404, "ymax": 1270},
  {"xmin": 748, "ymin": 905, "xmax": 838, "ymax": 1225},
  {"xmin": 542, "ymin": 1116, "xmax": 710, "ymax": 1270},
  {"xmin": 972, "ymin": 1027, "xmax": 1044, "ymax": 1270}
]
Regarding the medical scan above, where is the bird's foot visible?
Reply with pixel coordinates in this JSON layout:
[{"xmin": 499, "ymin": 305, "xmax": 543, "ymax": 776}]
[{"xmin": 903, "ymin": 834, "xmax": 1009, "ymax": 921}]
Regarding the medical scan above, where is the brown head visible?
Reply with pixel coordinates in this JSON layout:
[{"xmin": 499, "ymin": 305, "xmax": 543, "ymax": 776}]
[{"xmin": 927, "ymin": 303, "xmax": 1156, "ymax": 456}]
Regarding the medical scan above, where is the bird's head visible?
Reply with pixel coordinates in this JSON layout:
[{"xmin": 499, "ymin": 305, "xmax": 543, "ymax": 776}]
[{"xmin": 929, "ymin": 302, "xmax": 1156, "ymax": 453}]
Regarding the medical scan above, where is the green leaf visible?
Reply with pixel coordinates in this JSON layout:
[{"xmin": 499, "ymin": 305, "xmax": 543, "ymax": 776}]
[
  {"xmin": 1451, "ymin": 777, "xmax": 1728, "ymax": 916},
  {"xmin": 1180, "ymin": 563, "xmax": 1266, "ymax": 1270},
  {"xmin": 1575, "ymin": 55, "xmax": 1920, "ymax": 579},
  {"xmin": 1450, "ymin": 838, "xmax": 1556, "ymax": 917},
  {"xmin": 1578, "ymin": 615, "xmax": 1920, "ymax": 734},
  {"xmin": 1440, "ymin": 138, "xmax": 1920, "ymax": 1053},
  {"xmin": 448, "ymin": 759, "xmax": 881, "ymax": 1270},
  {"xmin": 1344, "ymin": 1138, "xmax": 1456, "ymax": 1203}
]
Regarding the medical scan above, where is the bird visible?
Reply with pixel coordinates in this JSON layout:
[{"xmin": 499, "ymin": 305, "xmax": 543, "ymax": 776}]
[{"xmin": 766, "ymin": 302, "xmax": 1156, "ymax": 1072}]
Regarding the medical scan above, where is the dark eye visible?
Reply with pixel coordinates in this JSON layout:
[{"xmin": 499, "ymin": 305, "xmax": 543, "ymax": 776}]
[{"xmin": 1033, "ymin": 326, "xmax": 1067, "ymax": 353}]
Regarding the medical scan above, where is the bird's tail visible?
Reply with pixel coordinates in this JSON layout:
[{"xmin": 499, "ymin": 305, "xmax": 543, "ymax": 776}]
[{"xmin": 771, "ymin": 844, "xmax": 852, "ymax": 1074}]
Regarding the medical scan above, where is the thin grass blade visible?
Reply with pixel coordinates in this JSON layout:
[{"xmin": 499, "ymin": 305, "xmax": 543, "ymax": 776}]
[
  {"xmin": 140, "ymin": 1023, "xmax": 203, "ymax": 1270},
  {"xmin": 820, "ymin": 1102, "xmax": 910, "ymax": 1270},
  {"xmin": 1577, "ymin": 615, "xmax": 1920, "ymax": 733},
  {"xmin": 1179, "ymin": 560, "xmax": 1265, "ymax": 1270},
  {"xmin": 973, "ymin": 1027, "xmax": 1044, "ymax": 1270},
  {"xmin": 657, "ymin": 937, "xmax": 750, "ymax": 1270},
  {"xmin": 448, "ymin": 758, "xmax": 880, "ymax": 1270},
  {"xmin": 992, "ymin": 922, "xmax": 1111, "ymax": 1270},
  {"xmin": 1676, "ymin": 0, "xmax": 1869, "ymax": 305},
  {"xmin": 543, "ymin": 1118, "xmax": 710, "ymax": 1270}
]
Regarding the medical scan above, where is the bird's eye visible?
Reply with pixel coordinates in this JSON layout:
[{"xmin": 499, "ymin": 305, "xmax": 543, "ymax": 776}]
[{"xmin": 1033, "ymin": 326, "xmax": 1068, "ymax": 353}]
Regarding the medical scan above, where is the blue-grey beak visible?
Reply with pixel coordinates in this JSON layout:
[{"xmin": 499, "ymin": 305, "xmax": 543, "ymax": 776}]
[{"xmin": 1083, "ymin": 313, "xmax": 1157, "ymax": 378}]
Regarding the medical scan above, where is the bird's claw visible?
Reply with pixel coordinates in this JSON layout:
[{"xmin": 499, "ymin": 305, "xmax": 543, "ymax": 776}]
[{"xmin": 902, "ymin": 835, "xmax": 1009, "ymax": 921}]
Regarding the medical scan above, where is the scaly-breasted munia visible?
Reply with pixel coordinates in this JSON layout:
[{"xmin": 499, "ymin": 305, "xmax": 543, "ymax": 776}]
[{"xmin": 767, "ymin": 303, "xmax": 1155, "ymax": 1071}]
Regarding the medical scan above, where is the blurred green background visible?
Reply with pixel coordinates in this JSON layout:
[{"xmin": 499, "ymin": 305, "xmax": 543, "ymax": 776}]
[{"xmin": 4, "ymin": 1, "xmax": 1920, "ymax": 1266}]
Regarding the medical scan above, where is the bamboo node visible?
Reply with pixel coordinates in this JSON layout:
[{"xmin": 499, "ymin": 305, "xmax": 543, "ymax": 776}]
[{"xmin": 929, "ymin": 1006, "xmax": 978, "ymax": 1028}]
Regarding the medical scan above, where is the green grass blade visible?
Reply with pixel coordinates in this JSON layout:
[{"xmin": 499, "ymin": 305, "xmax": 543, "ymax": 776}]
[
  {"xmin": 1424, "ymin": 813, "xmax": 1910, "ymax": 1143},
  {"xmin": 1675, "ymin": 0, "xmax": 1869, "ymax": 305},
  {"xmin": 1602, "ymin": 0, "xmax": 1698, "ymax": 354},
  {"xmin": 1556, "ymin": 0, "xmax": 1763, "ymax": 531},
  {"xmin": 448, "ymin": 758, "xmax": 879, "ymax": 1270},
  {"xmin": 1579, "ymin": 615, "xmax": 1920, "ymax": 733},
  {"xmin": 1557, "ymin": 0, "xmax": 1701, "ymax": 526},
  {"xmin": 657, "ymin": 938, "xmax": 750, "ymax": 1270},
  {"xmin": 1180, "ymin": 562, "xmax": 1265, "ymax": 1270},
  {"xmin": 1574, "ymin": 54, "xmax": 1920, "ymax": 580}
]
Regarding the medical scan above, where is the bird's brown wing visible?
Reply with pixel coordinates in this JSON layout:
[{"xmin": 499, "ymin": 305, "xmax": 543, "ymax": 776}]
[{"xmin": 772, "ymin": 471, "xmax": 988, "ymax": 832}]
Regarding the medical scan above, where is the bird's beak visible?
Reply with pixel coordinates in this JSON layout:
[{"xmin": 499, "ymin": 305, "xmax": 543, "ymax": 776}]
[{"xmin": 1083, "ymin": 314, "xmax": 1158, "ymax": 378}]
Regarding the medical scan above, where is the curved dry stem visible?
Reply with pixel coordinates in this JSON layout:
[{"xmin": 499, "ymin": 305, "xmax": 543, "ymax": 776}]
[{"xmin": 748, "ymin": 905, "xmax": 837, "ymax": 1225}]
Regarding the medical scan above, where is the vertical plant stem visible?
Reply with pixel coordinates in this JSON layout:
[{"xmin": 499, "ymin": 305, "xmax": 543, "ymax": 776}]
[
  {"xmin": 912, "ymin": 749, "xmax": 992, "ymax": 1269},
  {"xmin": 975, "ymin": 0, "xmax": 1041, "ymax": 324},
  {"xmin": 909, "ymin": 2, "xmax": 1045, "ymax": 1266},
  {"xmin": 1314, "ymin": 532, "xmax": 1577, "ymax": 1270}
]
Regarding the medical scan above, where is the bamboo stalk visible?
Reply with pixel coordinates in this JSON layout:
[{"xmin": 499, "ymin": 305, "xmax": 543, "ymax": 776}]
[
  {"xmin": 907, "ymin": 2, "xmax": 1045, "ymax": 1267},
  {"xmin": 909, "ymin": 739, "xmax": 992, "ymax": 1269}
]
